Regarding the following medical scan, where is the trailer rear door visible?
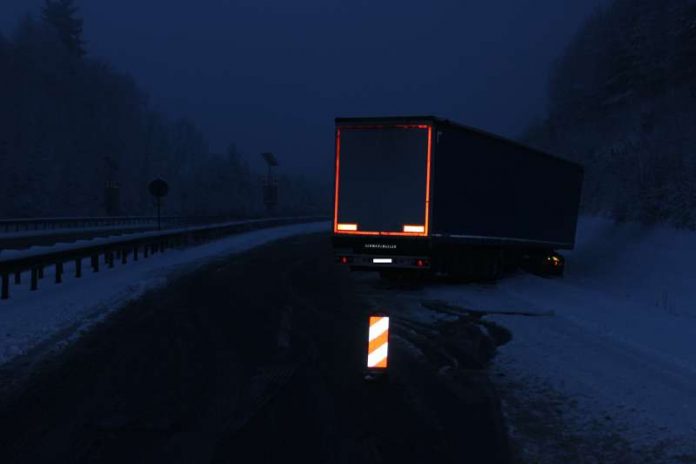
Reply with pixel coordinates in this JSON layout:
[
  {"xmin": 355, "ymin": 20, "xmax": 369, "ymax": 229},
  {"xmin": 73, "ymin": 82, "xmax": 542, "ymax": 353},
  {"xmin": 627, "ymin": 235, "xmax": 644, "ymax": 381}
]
[{"xmin": 334, "ymin": 124, "xmax": 432, "ymax": 236}]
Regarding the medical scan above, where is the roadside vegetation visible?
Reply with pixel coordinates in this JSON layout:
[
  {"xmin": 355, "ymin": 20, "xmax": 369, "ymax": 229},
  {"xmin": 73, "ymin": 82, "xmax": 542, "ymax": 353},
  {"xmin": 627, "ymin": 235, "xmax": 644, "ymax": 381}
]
[
  {"xmin": 524, "ymin": 0, "xmax": 696, "ymax": 228},
  {"xmin": 0, "ymin": 0, "xmax": 327, "ymax": 218}
]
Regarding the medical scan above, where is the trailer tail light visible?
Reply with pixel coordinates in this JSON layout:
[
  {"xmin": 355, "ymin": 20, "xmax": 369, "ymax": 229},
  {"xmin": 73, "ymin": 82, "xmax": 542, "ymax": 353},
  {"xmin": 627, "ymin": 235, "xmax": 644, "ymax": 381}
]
[
  {"xmin": 403, "ymin": 225, "xmax": 425, "ymax": 233},
  {"xmin": 337, "ymin": 223, "xmax": 358, "ymax": 231},
  {"xmin": 415, "ymin": 258, "xmax": 429, "ymax": 268},
  {"xmin": 338, "ymin": 256, "xmax": 352, "ymax": 264}
]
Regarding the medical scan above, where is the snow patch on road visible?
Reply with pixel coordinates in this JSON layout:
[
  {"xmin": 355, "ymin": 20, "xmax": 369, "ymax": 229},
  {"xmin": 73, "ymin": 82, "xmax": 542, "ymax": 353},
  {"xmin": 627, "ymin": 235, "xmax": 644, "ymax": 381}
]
[{"xmin": 0, "ymin": 222, "xmax": 329, "ymax": 366}]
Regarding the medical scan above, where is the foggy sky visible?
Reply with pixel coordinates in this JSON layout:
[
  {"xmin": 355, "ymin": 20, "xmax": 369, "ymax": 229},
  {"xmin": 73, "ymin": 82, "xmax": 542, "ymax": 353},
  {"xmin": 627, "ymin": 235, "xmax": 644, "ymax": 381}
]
[{"xmin": 1, "ymin": 0, "xmax": 606, "ymax": 178}]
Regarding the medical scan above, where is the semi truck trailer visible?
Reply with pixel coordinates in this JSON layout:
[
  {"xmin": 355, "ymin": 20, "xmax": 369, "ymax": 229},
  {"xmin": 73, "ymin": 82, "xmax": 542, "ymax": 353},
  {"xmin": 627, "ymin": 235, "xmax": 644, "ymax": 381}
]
[{"xmin": 331, "ymin": 116, "xmax": 583, "ymax": 279}]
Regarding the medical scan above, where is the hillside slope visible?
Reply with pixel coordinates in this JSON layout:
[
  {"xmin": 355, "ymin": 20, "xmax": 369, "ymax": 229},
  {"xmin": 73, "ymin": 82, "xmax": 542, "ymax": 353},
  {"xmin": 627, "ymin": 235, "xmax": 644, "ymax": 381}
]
[{"xmin": 525, "ymin": 0, "xmax": 696, "ymax": 228}]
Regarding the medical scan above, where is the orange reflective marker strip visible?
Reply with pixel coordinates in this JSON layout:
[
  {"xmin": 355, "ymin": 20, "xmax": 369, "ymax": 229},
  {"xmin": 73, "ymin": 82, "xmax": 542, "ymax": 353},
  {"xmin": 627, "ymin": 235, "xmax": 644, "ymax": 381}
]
[
  {"xmin": 367, "ymin": 316, "xmax": 389, "ymax": 369},
  {"xmin": 368, "ymin": 329, "xmax": 389, "ymax": 354}
]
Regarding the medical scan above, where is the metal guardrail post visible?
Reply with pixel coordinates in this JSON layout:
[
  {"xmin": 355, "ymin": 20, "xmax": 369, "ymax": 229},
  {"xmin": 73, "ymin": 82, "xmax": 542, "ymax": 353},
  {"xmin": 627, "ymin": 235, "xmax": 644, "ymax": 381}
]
[
  {"xmin": 1, "ymin": 274, "xmax": 8, "ymax": 300},
  {"xmin": 31, "ymin": 269, "xmax": 38, "ymax": 291},
  {"xmin": 55, "ymin": 263, "xmax": 63, "ymax": 284}
]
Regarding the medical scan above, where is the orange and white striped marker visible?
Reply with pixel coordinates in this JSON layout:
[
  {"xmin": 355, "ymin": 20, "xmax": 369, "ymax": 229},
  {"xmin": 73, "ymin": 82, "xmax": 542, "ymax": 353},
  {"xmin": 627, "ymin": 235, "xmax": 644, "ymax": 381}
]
[{"xmin": 367, "ymin": 316, "xmax": 389, "ymax": 370}]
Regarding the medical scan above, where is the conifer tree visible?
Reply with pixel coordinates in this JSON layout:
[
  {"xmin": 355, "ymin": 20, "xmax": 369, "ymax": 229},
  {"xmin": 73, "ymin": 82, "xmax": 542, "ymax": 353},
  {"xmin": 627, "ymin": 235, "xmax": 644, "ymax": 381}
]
[{"xmin": 41, "ymin": 0, "xmax": 85, "ymax": 57}]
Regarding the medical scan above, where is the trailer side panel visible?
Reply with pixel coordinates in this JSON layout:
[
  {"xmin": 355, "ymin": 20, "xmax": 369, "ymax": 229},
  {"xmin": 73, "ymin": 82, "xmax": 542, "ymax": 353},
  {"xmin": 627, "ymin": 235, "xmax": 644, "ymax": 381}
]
[{"xmin": 430, "ymin": 123, "xmax": 583, "ymax": 248}]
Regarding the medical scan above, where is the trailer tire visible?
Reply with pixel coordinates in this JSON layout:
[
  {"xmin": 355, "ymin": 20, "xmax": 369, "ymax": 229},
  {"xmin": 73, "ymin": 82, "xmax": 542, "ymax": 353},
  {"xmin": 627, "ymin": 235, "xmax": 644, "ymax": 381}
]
[{"xmin": 481, "ymin": 251, "xmax": 502, "ymax": 281}]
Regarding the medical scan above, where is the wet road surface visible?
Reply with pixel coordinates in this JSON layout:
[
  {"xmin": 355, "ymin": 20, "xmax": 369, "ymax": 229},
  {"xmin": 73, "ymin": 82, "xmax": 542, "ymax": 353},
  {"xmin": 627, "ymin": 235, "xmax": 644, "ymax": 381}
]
[{"xmin": 0, "ymin": 233, "xmax": 510, "ymax": 463}]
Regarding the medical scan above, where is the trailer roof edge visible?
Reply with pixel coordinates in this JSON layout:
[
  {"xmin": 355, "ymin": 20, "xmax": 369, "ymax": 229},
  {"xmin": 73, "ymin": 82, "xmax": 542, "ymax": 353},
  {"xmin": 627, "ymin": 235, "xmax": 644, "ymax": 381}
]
[{"xmin": 334, "ymin": 115, "xmax": 583, "ymax": 172}]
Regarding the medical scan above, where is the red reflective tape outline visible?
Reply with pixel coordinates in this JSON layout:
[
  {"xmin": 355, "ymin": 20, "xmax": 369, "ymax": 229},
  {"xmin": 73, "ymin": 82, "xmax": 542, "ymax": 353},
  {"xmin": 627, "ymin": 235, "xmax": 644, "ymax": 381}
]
[{"xmin": 333, "ymin": 124, "xmax": 432, "ymax": 237}]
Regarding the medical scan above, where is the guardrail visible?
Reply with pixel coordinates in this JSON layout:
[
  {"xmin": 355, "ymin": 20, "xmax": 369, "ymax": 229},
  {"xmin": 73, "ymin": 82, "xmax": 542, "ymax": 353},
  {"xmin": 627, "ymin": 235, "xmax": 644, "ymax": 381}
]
[
  {"xmin": 0, "ymin": 215, "xmax": 254, "ymax": 233},
  {"xmin": 0, "ymin": 216, "xmax": 327, "ymax": 300},
  {"xmin": 0, "ymin": 224, "xmax": 162, "ymax": 251}
]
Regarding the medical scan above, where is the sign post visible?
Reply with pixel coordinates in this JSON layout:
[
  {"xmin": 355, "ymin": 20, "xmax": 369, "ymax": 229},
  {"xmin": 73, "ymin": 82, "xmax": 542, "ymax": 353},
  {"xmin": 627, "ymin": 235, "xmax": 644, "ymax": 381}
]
[
  {"xmin": 148, "ymin": 177, "xmax": 169, "ymax": 230},
  {"xmin": 261, "ymin": 152, "xmax": 279, "ymax": 214}
]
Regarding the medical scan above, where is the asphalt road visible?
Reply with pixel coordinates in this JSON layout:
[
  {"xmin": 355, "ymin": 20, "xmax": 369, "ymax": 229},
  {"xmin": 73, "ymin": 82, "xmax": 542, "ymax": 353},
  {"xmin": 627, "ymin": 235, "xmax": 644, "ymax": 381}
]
[{"xmin": 0, "ymin": 233, "xmax": 511, "ymax": 464}]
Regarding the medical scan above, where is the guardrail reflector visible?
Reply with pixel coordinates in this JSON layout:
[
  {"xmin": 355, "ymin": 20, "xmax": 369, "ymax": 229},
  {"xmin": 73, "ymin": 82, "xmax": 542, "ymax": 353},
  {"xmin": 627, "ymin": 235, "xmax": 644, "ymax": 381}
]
[{"xmin": 367, "ymin": 316, "xmax": 389, "ymax": 369}]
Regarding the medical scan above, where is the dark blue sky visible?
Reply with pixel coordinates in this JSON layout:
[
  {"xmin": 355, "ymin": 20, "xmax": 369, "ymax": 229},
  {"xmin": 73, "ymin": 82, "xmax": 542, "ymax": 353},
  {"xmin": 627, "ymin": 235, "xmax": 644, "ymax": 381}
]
[{"xmin": 1, "ymin": 0, "xmax": 606, "ymax": 178}]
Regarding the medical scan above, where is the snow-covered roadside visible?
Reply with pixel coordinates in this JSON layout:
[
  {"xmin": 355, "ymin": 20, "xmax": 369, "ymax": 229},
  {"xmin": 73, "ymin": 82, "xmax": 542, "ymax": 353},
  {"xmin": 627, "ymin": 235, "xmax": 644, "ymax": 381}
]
[
  {"xmin": 0, "ymin": 221, "xmax": 329, "ymax": 366},
  {"xmin": 418, "ymin": 216, "xmax": 696, "ymax": 461},
  {"xmin": 0, "ymin": 223, "xmax": 152, "ymax": 241}
]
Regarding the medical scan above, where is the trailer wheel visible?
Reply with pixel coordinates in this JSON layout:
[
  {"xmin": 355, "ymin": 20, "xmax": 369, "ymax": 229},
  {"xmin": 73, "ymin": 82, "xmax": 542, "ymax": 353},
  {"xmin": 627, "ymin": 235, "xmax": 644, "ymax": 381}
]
[
  {"xmin": 490, "ymin": 249, "xmax": 505, "ymax": 280},
  {"xmin": 482, "ymin": 250, "xmax": 503, "ymax": 281},
  {"xmin": 521, "ymin": 251, "xmax": 565, "ymax": 277}
]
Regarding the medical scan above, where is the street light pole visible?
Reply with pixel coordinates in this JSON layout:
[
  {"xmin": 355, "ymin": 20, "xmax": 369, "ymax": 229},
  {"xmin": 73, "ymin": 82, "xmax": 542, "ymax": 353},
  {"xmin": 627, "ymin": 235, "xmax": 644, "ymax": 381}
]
[{"xmin": 261, "ymin": 152, "xmax": 279, "ymax": 215}]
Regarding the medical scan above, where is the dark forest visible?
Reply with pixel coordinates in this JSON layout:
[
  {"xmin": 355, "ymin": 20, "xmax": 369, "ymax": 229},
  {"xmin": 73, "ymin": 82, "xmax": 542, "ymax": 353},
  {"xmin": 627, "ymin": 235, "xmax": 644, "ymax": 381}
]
[
  {"xmin": 0, "ymin": 0, "xmax": 327, "ymax": 218},
  {"xmin": 525, "ymin": 0, "xmax": 696, "ymax": 227}
]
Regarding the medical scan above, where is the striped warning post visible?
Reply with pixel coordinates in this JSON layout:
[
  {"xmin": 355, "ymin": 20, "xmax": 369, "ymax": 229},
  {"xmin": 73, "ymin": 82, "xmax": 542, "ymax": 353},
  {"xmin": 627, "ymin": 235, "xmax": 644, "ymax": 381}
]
[{"xmin": 367, "ymin": 316, "xmax": 389, "ymax": 369}]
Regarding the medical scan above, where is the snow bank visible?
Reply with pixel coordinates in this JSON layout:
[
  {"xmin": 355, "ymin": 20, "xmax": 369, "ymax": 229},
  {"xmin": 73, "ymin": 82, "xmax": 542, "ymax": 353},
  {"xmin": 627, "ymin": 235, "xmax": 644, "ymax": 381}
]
[
  {"xmin": 419, "ymin": 216, "xmax": 696, "ymax": 456},
  {"xmin": 0, "ymin": 221, "xmax": 329, "ymax": 366},
  {"xmin": 0, "ymin": 223, "xmax": 151, "ymax": 239}
]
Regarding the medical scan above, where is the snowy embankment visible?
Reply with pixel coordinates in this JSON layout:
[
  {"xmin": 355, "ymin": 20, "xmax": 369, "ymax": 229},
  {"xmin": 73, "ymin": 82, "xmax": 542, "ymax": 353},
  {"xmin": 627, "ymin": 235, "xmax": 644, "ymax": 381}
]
[
  {"xmin": 0, "ymin": 221, "xmax": 329, "ymax": 366},
  {"xmin": 420, "ymin": 216, "xmax": 696, "ymax": 460}
]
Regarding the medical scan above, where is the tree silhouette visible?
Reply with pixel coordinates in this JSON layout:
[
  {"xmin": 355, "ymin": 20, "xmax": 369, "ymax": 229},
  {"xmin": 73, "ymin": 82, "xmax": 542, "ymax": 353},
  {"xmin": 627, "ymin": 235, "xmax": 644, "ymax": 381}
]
[
  {"xmin": 41, "ymin": 0, "xmax": 85, "ymax": 57},
  {"xmin": 526, "ymin": 0, "xmax": 696, "ymax": 227},
  {"xmin": 0, "ymin": 9, "xmax": 326, "ymax": 217}
]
